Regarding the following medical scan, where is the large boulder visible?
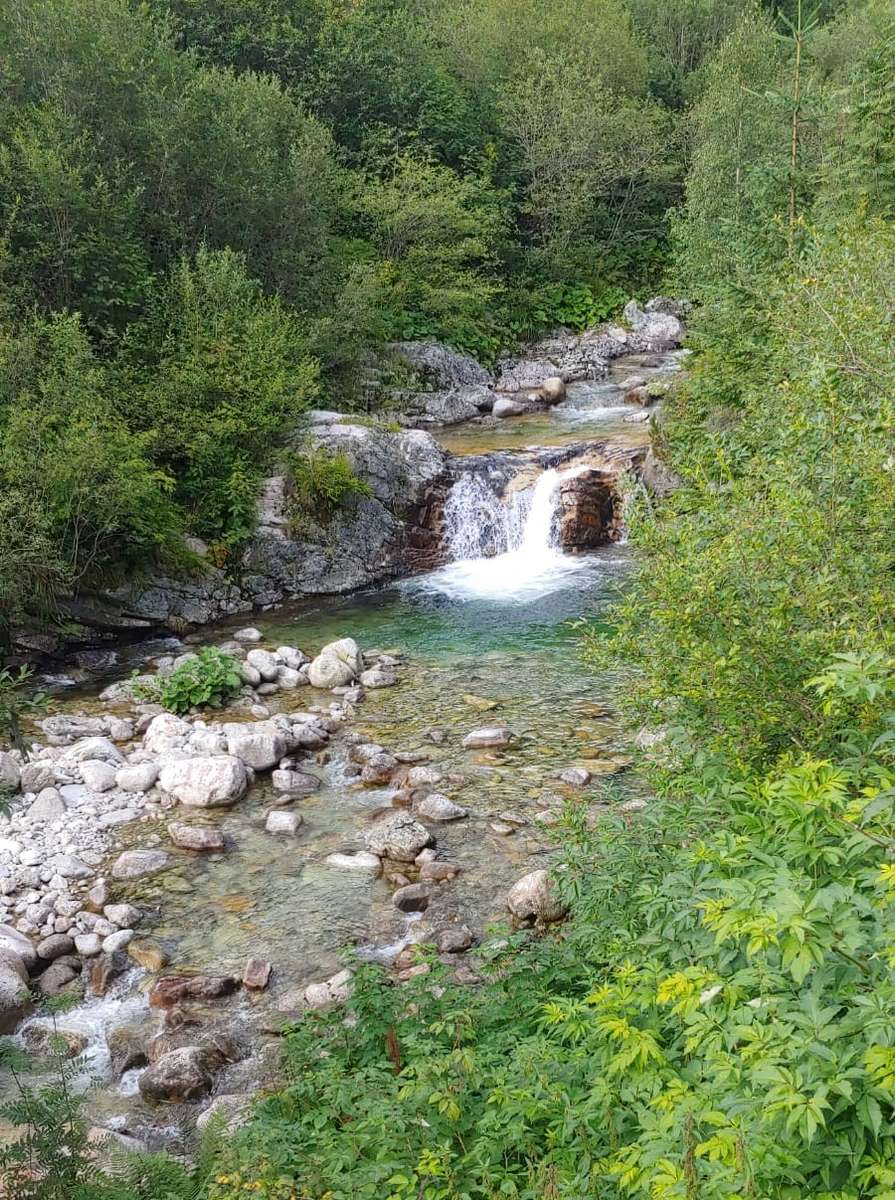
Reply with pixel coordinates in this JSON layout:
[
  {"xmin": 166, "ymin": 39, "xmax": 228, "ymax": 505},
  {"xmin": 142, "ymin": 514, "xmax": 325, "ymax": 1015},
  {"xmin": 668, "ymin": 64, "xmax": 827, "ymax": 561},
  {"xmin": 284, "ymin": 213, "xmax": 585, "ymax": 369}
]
[
  {"xmin": 159, "ymin": 755, "xmax": 248, "ymax": 807},
  {"xmin": 386, "ymin": 340, "xmax": 491, "ymax": 390},
  {"xmin": 143, "ymin": 713, "xmax": 192, "ymax": 754},
  {"xmin": 58, "ymin": 737, "xmax": 124, "ymax": 766},
  {"xmin": 308, "ymin": 654, "xmax": 355, "ymax": 689},
  {"xmin": 0, "ymin": 924, "xmax": 37, "ymax": 970},
  {"xmin": 223, "ymin": 723, "xmax": 287, "ymax": 771},
  {"xmin": 623, "ymin": 299, "xmax": 684, "ymax": 351},
  {"xmin": 507, "ymin": 870, "xmax": 568, "ymax": 924},
  {"xmin": 138, "ymin": 1046, "xmax": 213, "ymax": 1103},
  {"xmin": 365, "ymin": 812, "xmax": 433, "ymax": 862}
]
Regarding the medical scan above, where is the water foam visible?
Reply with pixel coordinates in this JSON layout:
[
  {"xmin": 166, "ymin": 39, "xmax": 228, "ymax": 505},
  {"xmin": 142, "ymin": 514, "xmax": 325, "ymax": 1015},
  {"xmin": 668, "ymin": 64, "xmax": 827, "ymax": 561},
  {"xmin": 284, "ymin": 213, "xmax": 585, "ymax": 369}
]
[{"xmin": 420, "ymin": 467, "xmax": 591, "ymax": 602}]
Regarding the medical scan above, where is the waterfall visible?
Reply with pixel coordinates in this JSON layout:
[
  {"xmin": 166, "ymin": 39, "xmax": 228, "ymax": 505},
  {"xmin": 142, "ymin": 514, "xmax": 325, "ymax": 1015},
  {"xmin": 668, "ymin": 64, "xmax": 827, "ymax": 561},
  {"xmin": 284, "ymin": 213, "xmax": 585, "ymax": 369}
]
[
  {"xmin": 418, "ymin": 466, "xmax": 590, "ymax": 602},
  {"xmin": 442, "ymin": 472, "xmax": 556, "ymax": 561}
]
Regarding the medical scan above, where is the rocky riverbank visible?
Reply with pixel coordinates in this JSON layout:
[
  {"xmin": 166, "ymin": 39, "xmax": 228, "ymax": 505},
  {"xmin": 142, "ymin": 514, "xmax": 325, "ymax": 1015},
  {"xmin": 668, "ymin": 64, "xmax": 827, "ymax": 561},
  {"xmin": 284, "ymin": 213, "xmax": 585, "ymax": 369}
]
[{"xmin": 1, "ymin": 619, "xmax": 609, "ymax": 1148}]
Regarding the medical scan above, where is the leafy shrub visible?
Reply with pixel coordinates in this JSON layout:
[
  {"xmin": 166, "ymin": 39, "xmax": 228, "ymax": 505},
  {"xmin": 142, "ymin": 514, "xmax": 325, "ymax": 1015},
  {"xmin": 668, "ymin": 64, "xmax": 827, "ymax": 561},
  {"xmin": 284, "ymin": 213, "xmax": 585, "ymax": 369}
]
[
  {"xmin": 121, "ymin": 247, "xmax": 320, "ymax": 549},
  {"xmin": 0, "ymin": 313, "xmax": 184, "ymax": 598},
  {"xmin": 200, "ymin": 658, "xmax": 895, "ymax": 1200},
  {"xmin": 137, "ymin": 647, "xmax": 243, "ymax": 714},
  {"xmin": 284, "ymin": 448, "xmax": 373, "ymax": 531},
  {"xmin": 0, "ymin": 667, "xmax": 47, "ymax": 758}
]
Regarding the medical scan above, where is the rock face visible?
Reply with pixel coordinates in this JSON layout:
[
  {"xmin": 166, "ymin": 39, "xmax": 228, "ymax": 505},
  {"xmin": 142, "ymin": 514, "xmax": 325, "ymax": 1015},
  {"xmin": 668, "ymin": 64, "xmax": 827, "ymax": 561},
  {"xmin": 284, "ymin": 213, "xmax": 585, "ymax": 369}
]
[
  {"xmin": 99, "ymin": 423, "xmax": 447, "ymax": 631},
  {"xmin": 386, "ymin": 340, "xmax": 491, "ymax": 390},
  {"xmin": 557, "ymin": 468, "xmax": 622, "ymax": 552},
  {"xmin": 507, "ymin": 870, "xmax": 568, "ymax": 924},
  {"xmin": 159, "ymin": 756, "xmax": 248, "ymax": 807}
]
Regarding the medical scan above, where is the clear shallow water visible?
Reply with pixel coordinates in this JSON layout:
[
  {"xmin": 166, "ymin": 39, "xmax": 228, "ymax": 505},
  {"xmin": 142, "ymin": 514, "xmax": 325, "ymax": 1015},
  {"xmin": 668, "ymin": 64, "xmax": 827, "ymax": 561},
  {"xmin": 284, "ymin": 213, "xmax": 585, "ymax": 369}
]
[{"xmin": 436, "ymin": 352, "xmax": 680, "ymax": 456}]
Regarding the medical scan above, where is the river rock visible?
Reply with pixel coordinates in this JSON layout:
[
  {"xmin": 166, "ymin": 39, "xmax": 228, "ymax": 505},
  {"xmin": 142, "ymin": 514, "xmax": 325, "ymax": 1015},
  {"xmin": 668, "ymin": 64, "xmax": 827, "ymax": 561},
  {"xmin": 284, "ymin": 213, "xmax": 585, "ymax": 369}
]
[
  {"xmin": 128, "ymin": 939, "xmax": 169, "ymax": 972},
  {"xmin": 233, "ymin": 627, "xmax": 263, "ymax": 642},
  {"xmin": 59, "ymin": 736, "xmax": 124, "ymax": 766},
  {"xmin": 0, "ymin": 963, "xmax": 31, "ymax": 1033},
  {"xmin": 419, "ymin": 860, "xmax": 459, "ymax": 882},
  {"xmin": 159, "ymin": 755, "xmax": 248, "ymax": 807},
  {"xmin": 149, "ymin": 974, "xmax": 239, "ymax": 1008},
  {"xmin": 387, "ymin": 339, "xmax": 490, "ymax": 389},
  {"xmin": 40, "ymin": 714, "xmax": 107, "ymax": 745},
  {"xmin": 196, "ymin": 1093, "xmax": 253, "ymax": 1134},
  {"xmin": 361, "ymin": 752, "xmax": 398, "ymax": 785},
  {"xmin": 74, "ymin": 933, "xmax": 102, "ymax": 957},
  {"xmin": 359, "ymin": 665, "xmax": 396, "ymax": 689},
  {"xmin": 437, "ymin": 926, "xmax": 475, "ymax": 953},
  {"xmin": 392, "ymin": 883, "xmax": 432, "ymax": 913},
  {"xmin": 277, "ymin": 646, "xmax": 308, "ymax": 670},
  {"xmin": 308, "ymin": 653, "xmax": 354, "ymax": 689},
  {"xmin": 20, "ymin": 761, "xmax": 56, "ymax": 792},
  {"xmin": 559, "ymin": 767, "xmax": 591, "ymax": 788},
  {"xmin": 51, "ymin": 855, "xmax": 93, "ymax": 880},
  {"xmin": 111, "ymin": 850, "xmax": 170, "ymax": 880},
  {"xmin": 404, "ymin": 765, "xmax": 442, "ymax": 787},
  {"xmin": 415, "ymin": 794, "xmax": 468, "ymax": 822},
  {"xmin": 89, "ymin": 951, "xmax": 128, "ymax": 996},
  {"xmin": 622, "ymin": 299, "xmax": 684, "ymax": 350},
  {"xmin": 102, "ymin": 930, "xmax": 135, "ymax": 955},
  {"xmin": 85, "ymin": 879, "xmax": 110, "ymax": 913},
  {"xmin": 224, "ymin": 724, "xmax": 286, "ymax": 770},
  {"xmin": 168, "ymin": 823, "xmax": 225, "ymax": 852},
  {"xmin": 462, "ymin": 727, "xmax": 514, "ymax": 749},
  {"xmin": 0, "ymin": 752, "xmax": 21, "ymax": 791},
  {"xmin": 542, "ymin": 376, "xmax": 566, "ymax": 402},
  {"xmin": 23, "ymin": 1024, "xmax": 88, "ymax": 1058},
  {"xmin": 143, "ymin": 714, "xmax": 192, "ymax": 754},
  {"xmin": 108, "ymin": 1022, "xmax": 150, "ymax": 1075},
  {"xmin": 265, "ymin": 810, "xmax": 302, "ymax": 836},
  {"xmin": 36, "ymin": 934, "xmax": 75, "ymax": 961},
  {"xmin": 279, "ymin": 968, "xmax": 353, "ymax": 1013},
  {"xmin": 492, "ymin": 397, "xmax": 527, "ymax": 419},
  {"xmin": 242, "ymin": 958, "xmax": 271, "ymax": 990},
  {"xmin": 116, "ymin": 762, "xmax": 159, "ymax": 793},
  {"xmin": 325, "ymin": 851, "xmax": 382, "ymax": 874},
  {"xmin": 365, "ymin": 813, "xmax": 433, "ymax": 862},
  {"xmin": 26, "ymin": 787, "xmax": 65, "ymax": 823},
  {"xmin": 271, "ymin": 768, "xmax": 320, "ymax": 798},
  {"xmin": 104, "ymin": 903, "xmax": 142, "ymax": 928},
  {"xmin": 139, "ymin": 1046, "xmax": 213, "ymax": 1103},
  {"xmin": 507, "ymin": 869, "xmax": 568, "ymax": 924},
  {"xmin": 78, "ymin": 760, "xmax": 118, "ymax": 792},
  {"xmin": 245, "ymin": 648, "xmax": 280, "ymax": 681},
  {"xmin": 37, "ymin": 960, "xmax": 80, "ymax": 996}
]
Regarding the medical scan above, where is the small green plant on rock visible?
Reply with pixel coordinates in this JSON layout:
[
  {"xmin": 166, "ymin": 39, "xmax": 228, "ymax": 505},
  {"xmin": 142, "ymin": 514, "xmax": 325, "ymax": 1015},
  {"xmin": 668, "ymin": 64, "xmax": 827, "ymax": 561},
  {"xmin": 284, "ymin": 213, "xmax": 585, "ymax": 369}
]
[
  {"xmin": 284, "ymin": 448, "xmax": 373, "ymax": 533},
  {"xmin": 135, "ymin": 647, "xmax": 242, "ymax": 715}
]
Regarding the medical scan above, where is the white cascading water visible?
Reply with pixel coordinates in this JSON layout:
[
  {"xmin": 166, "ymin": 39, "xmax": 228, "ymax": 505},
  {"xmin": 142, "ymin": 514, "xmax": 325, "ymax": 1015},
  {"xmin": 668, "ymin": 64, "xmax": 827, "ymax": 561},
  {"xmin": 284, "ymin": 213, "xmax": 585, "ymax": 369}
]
[{"xmin": 421, "ymin": 467, "xmax": 591, "ymax": 601}]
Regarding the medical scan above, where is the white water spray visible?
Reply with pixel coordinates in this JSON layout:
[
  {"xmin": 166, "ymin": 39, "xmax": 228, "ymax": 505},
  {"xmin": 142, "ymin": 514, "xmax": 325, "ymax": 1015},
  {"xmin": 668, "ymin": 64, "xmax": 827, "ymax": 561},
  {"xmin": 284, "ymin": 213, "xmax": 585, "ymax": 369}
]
[{"xmin": 421, "ymin": 467, "xmax": 591, "ymax": 602}]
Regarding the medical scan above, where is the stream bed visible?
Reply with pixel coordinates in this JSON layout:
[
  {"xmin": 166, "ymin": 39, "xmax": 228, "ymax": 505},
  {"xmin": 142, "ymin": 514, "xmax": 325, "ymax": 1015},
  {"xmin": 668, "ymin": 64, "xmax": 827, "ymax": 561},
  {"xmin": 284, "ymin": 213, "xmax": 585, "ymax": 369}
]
[{"xmin": 0, "ymin": 349, "xmax": 676, "ymax": 1146}]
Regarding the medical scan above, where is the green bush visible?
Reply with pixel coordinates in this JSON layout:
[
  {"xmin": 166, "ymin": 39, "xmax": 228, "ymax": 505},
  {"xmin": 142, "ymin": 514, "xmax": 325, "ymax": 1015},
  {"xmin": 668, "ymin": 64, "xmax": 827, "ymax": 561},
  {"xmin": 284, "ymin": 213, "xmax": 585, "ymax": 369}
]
[
  {"xmin": 138, "ymin": 647, "xmax": 243, "ymax": 714},
  {"xmin": 122, "ymin": 247, "xmax": 320, "ymax": 553}
]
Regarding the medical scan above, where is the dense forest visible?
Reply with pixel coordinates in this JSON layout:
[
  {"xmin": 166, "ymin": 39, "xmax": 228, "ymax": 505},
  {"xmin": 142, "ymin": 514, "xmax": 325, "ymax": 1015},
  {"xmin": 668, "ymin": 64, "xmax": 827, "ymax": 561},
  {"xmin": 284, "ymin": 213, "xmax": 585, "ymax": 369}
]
[{"xmin": 4, "ymin": 0, "xmax": 895, "ymax": 1196}]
